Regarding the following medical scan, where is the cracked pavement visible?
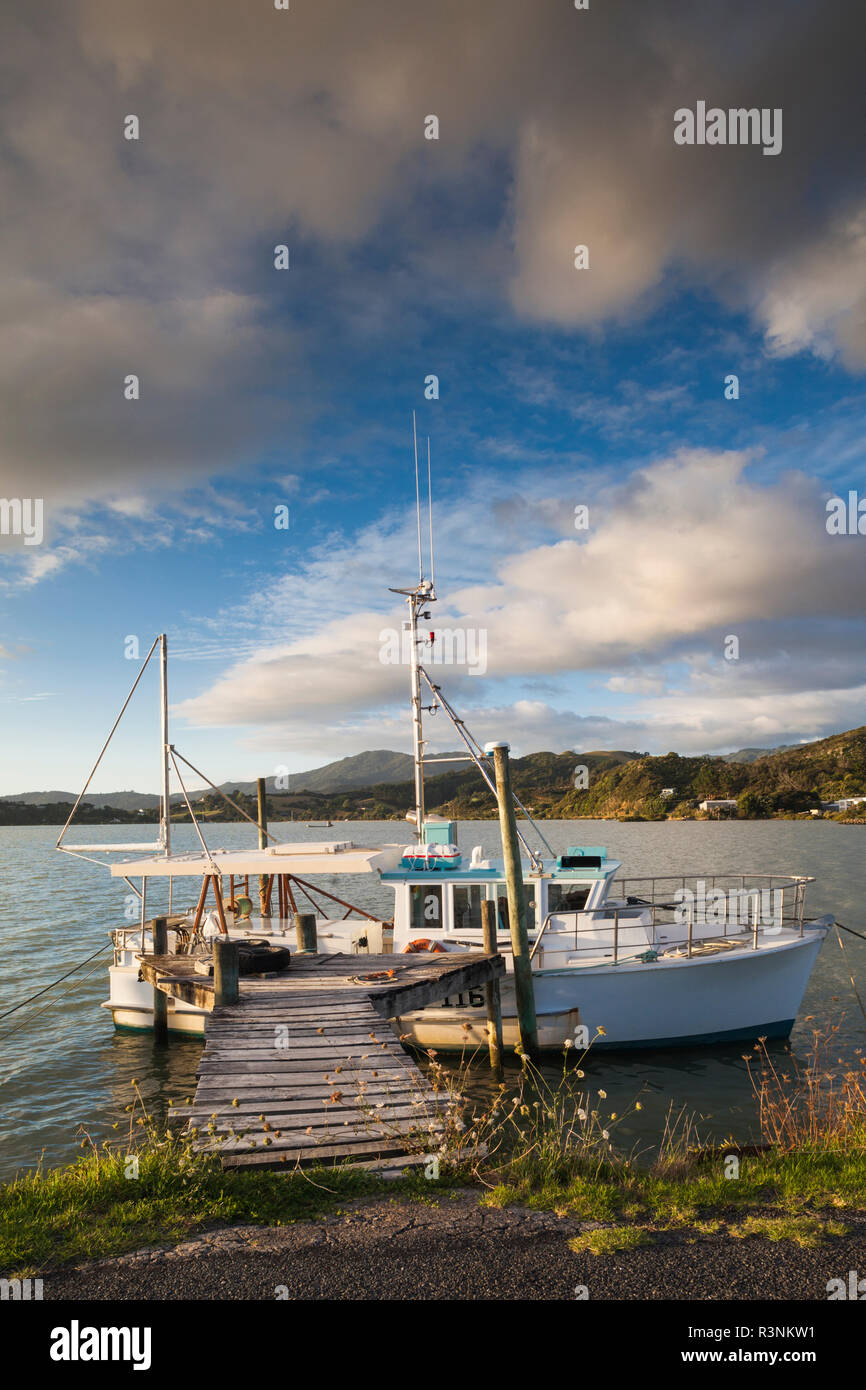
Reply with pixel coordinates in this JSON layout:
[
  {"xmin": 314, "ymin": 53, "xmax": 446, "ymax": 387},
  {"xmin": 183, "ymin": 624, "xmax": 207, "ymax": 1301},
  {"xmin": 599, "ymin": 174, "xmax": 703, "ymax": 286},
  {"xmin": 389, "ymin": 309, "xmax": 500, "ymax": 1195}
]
[{"xmin": 38, "ymin": 1192, "xmax": 866, "ymax": 1301}]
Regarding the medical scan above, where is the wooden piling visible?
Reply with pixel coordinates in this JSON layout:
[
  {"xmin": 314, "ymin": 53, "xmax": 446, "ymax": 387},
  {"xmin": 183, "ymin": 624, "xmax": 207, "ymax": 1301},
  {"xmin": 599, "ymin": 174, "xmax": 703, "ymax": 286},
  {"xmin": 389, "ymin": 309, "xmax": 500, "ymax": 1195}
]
[
  {"xmin": 257, "ymin": 776, "xmax": 270, "ymax": 916},
  {"xmin": 489, "ymin": 742, "xmax": 538, "ymax": 1058},
  {"xmin": 294, "ymin": 911, "xmax": 317, "ymax": 953},
  {"xmin": 481, "ymin": 899, "xmax": 503, "ymax": 1073},
  {"xmin": 213, "ymin": 936, "xmax": 239, "ymax": 1006},
  {"xmin": 152, "ymin": 916, "xmax": 168, "ymax": 1043}
]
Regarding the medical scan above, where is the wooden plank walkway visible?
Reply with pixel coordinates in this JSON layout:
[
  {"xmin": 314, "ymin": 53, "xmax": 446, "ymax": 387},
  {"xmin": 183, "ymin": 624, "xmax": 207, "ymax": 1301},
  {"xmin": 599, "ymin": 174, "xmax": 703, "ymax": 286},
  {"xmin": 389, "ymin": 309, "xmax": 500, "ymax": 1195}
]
[{"xmin": 140, "ymin": 950, "xmax": 504, "ymax": 1170}]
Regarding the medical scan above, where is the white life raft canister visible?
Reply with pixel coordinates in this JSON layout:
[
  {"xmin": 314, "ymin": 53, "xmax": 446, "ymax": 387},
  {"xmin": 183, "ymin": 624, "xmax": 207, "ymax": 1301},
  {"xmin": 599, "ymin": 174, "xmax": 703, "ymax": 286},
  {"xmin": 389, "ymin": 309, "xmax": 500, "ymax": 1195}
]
[{"xmin": 400, "ymin": 843, "xmax": 462, "ymax": 871}]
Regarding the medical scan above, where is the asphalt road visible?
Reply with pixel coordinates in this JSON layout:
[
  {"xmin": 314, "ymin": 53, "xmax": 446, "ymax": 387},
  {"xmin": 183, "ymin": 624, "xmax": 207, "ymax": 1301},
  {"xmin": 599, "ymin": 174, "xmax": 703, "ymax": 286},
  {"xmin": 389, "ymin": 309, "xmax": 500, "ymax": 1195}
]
[{"xmin": 39, "ymin": 1192, "xmax": 866, "ymax": 1302}]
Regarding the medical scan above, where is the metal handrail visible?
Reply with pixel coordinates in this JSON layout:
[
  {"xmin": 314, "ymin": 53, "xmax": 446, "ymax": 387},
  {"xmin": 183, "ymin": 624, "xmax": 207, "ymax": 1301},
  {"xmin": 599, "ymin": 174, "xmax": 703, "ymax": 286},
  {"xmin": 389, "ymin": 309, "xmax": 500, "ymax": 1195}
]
[
  {"xmin": 462, "ymin": 873, "xmax": 816, "ymax": 968},
  {"xmin": 529, "ymin": 912, "xmax": 554, "ymax": 963},
  {"xmin": 531, "ymin": 871, "xmax": 815, "ymax": 965},
  {"xmin": 618, "ymin": 872, "xmax": 814, "ymax": 887}
]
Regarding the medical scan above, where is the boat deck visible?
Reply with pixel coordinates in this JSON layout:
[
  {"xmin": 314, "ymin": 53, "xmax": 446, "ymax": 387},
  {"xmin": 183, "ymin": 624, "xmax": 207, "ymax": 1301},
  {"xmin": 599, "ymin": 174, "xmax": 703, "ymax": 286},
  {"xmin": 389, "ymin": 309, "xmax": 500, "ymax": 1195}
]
[{"xmin": 138, "ymin": 949, "xmax": 504, "ymax": 1169}]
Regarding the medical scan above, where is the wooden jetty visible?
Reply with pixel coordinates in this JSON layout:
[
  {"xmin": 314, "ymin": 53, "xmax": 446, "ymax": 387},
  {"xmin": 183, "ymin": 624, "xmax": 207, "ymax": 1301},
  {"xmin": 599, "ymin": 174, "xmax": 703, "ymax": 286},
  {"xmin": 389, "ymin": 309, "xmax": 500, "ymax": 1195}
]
[{"xmin": 138, "ymin": 950, "xmax": 505, "ymax": 1170}]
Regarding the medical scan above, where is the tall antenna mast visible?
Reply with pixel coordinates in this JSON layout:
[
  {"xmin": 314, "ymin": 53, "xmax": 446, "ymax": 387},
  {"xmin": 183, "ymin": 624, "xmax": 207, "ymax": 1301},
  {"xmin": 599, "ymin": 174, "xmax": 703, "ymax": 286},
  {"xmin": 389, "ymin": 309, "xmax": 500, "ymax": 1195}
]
[
  {"xmin": 427, "ymin": 436, "xmax": 435, "ymax": 590},
  {"xmin": 389, "ymin": 417, "xmax": 438, "ymax": 841},
  {"xmin": 412, "ymin": 410, "xmax": 423, "ymax": 583},
  {"xmin": 160, "ymin": 633, "xmax": 171, "ymax": 856}
]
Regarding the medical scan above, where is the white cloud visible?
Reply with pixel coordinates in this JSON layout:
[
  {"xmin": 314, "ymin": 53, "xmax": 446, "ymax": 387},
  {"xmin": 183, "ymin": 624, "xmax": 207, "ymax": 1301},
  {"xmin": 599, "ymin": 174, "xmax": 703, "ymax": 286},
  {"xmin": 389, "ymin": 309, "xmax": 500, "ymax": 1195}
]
[
  {"xmin": 758, "ymin": 206, "xmax": 866, "ymax": 368},
  {"xmin": 174, "ymin": 449, "xmax": 866, "ymax": 754}
]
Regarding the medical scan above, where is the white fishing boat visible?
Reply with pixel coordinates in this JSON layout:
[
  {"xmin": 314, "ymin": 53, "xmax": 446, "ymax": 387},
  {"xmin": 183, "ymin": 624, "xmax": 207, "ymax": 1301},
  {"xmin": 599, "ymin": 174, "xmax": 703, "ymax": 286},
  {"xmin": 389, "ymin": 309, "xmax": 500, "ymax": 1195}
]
[{"xmin": 57, "ymin": 441, "xmax": 831, "ymax": 1050}]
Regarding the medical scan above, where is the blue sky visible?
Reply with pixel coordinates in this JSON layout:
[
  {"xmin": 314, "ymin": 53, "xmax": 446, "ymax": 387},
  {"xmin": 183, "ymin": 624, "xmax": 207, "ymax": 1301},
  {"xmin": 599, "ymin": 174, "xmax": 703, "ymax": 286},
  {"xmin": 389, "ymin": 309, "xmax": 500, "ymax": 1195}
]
[{"xmin": 1, "ymin": 0, "xmax": 864, "ymax": 795}]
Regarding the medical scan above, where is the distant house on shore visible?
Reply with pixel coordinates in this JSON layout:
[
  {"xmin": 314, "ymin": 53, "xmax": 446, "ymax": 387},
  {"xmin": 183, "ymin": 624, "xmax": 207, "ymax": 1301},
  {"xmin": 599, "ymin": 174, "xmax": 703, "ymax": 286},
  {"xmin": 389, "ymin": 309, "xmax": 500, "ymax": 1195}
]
[
  {"xmin": 660, "ymin": 788, "xmax": 676, "ymax": 798},
  {"xmin": 822, "ymin": 796, "xmax": 866, "ymax": 812},
  {"xmin": 698, "ymin": 798, "xmax": 738, "ymax": 812}
]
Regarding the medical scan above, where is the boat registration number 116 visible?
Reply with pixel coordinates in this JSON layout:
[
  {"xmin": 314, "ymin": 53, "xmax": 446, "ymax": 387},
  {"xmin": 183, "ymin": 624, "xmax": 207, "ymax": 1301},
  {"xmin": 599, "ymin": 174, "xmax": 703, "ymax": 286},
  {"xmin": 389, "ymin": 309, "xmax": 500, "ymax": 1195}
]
[{"xmin": 441, "ymin": 992, "xmax": 485, "ymax": 1008}]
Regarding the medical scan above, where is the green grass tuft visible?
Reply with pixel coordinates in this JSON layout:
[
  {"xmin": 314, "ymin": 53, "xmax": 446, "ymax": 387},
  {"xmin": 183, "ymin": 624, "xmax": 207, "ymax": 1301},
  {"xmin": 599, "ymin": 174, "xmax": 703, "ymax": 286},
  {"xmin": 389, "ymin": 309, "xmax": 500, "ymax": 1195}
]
[{"xmin": 568, "ymin": 1226, "xmax": 655, "ymax": 1256}]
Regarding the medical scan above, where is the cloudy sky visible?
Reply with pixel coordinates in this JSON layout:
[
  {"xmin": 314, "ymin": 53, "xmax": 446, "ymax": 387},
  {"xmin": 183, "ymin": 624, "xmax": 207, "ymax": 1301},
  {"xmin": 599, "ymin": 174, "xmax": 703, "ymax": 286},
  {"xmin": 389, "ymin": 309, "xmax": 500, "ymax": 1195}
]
[{"xmin": 1, "ymin": 0, "xmax": 864, "ymax": 794}]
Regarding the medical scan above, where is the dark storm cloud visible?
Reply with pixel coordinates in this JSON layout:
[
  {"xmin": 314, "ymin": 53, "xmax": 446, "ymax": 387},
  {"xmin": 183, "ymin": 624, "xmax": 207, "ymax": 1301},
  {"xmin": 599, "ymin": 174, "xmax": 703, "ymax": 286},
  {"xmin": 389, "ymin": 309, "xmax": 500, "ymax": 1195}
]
[{"xmin": 1, "ymin": 0, "xmax": 864, "ymax": 512}]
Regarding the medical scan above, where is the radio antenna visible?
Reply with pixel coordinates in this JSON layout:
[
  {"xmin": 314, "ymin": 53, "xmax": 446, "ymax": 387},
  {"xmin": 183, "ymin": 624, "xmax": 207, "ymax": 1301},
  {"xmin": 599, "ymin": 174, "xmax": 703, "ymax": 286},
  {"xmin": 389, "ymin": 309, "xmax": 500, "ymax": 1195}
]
[
  {"xmin": 412, "ymin": 410, "xmax": 423, "ymax": 583},
  {"xmin": 427, "ymin": 436, "xmax": 435, "ymax": 590}
]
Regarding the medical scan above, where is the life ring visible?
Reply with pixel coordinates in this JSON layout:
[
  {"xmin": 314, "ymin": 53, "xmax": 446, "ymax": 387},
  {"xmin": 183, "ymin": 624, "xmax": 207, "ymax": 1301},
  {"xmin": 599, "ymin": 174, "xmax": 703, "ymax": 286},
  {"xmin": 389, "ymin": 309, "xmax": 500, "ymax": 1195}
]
[{"xmin": 402, "ymin": 937, "xmax": 447, "ymax": 954}]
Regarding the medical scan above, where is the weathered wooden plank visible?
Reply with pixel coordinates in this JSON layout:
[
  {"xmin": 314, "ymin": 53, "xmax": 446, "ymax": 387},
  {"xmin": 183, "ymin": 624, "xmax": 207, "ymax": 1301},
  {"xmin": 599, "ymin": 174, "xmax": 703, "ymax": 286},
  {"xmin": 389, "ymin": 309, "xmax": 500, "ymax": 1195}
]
[
  {"xmin": 203, "ymin": 1037, "xmax": 399, "ymax": 1046},
  {"xmin": 184, "ymin": 1090, "xmax": 446, "ymax": 1115},
  {"xmin": 195, "ymin": 1079, "xmax": 415, "ymax": 1096},
  {"xmin": 200, "ymin": 1119, "xmax": 441, "ymax": 1154},
  {"xmin": 218, "ymin": 1135, "xmax": 438, "ymax": 1167},
  {"xmin": 199, "ymin": 1050, "xmax": 423, "ymax": 1072},
  {"xmin": 193, "ymin": 1072, "xmax": 427, "ymax": 1091},
  {"xmin": 192, "ymin": 1113, "xmax": 446, "ymax": 1140},
  {"xmin": 186, "ymin": 1110, "xmax": 445, "ymax": 1137},
  {"xmin": 198, "ymin": 1047, "xmax": 406, "ymax": 1062}
]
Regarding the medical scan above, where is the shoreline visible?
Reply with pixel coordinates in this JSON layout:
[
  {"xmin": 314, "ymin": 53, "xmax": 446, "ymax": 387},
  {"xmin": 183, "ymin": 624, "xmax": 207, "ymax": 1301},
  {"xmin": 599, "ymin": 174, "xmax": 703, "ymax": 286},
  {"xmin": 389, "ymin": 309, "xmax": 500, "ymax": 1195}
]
[{"xmin": 2, "ymin": 814, "xmax": 865, "ymax": 826}]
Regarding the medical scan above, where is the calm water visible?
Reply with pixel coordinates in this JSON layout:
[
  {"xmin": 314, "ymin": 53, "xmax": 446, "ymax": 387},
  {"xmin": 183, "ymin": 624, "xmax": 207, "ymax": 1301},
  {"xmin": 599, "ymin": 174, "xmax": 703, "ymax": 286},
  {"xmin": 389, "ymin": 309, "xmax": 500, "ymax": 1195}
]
[{"xmin": 1, "ymin": 819, "xmax": 865, "ymax": 1180}]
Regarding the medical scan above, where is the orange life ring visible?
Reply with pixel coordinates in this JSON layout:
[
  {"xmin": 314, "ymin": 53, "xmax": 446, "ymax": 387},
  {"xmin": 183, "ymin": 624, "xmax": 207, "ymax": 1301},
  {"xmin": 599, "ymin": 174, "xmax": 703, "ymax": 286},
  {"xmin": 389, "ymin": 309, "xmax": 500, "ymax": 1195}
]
[{"xmin": 402, "ymin": 937, "xmax": 447, "ymax": 954}]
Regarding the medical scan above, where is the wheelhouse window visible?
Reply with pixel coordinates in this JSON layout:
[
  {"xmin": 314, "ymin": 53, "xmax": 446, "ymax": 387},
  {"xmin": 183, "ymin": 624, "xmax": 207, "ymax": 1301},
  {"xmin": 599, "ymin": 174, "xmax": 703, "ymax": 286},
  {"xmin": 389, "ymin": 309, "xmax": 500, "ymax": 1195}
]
[
  {"xmin": 411, "ymin": 884, "xmax": 443, "ymax": 931},
  {"xmin": 548, "ymin": 882, "xmax": 591, "ymax": 913},
  {"xmin": 453, "ymin": 884, "xmax": 484, "ymax": 931},
  {"xmin": 495, "ymin": 884, "xmax": 537, "ymax": 933}
]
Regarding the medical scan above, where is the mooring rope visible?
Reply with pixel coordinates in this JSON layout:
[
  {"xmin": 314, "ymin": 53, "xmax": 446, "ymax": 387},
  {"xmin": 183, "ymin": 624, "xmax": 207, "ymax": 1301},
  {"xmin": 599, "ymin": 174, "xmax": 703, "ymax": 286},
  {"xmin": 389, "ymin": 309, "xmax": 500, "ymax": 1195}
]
[
  {"xmin": 0, "ymin": 942, "xmax": 110, "ymax": 1024},
  {"xmin": 0, "ymin": 954, "xmax": 111, "ymax": 1043}
]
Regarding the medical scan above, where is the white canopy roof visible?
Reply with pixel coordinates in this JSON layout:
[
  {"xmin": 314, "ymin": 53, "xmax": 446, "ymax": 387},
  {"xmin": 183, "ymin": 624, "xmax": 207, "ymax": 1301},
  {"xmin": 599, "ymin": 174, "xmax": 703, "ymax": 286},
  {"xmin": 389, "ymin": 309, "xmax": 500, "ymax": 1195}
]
[{"xmin": 108, "ymin": 840, "xmax": 406, "ymax": 879}]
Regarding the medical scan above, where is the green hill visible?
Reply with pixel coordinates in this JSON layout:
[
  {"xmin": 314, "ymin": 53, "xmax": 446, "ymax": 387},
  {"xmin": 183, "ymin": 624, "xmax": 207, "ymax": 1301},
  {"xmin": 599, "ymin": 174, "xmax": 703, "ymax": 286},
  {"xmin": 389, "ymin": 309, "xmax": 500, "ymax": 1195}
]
[
  {"xmin": 552, "ymin": 727, "xmax": 866, "ymax": 820},
  {"xmin": 3, "ymin": 731, "xmax": 865, "ymax": 825}
]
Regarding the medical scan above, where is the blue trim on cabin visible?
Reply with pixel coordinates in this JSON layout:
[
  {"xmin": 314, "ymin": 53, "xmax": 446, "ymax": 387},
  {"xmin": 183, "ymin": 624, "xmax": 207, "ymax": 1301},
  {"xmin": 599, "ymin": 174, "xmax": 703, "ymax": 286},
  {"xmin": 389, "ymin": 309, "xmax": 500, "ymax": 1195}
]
[
  {"xmin": 381, "ymin": 864, "xmax": 620, "ymax": 883},
  {"xmin": 382, "ymin": 868, "xmax": 499, "ymax": 881}
]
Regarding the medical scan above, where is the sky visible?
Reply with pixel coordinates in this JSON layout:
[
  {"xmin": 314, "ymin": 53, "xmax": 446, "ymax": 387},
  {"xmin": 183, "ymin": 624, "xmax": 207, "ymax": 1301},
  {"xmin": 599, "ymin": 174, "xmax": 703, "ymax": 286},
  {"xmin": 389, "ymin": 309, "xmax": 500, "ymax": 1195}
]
[{"xmin": 1, "ymin": 0, "xmax": 865, "ymax": 796}]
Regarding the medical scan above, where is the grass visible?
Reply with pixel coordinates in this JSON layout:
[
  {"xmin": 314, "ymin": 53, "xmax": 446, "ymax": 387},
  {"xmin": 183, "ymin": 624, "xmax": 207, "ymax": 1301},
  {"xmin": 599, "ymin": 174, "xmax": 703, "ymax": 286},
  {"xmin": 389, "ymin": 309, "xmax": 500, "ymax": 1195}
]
[
  {"xmin": 568, "ymin": 1227, "xmax": 656, "ymax": 1256},
  {"xmin": 459, "ymin": 1025, "xmax": 866, "ymax": 1238},
  {"xmin": 728, "ymin": 1214, "xmax": 849, "ymax": 1248},
  {"xmin": 0, "ymin": 1084, "xmax": 448, "ymax": 1277},
  {"xmin": 3, "ymin": 1020, "xmax": 866, "ymax": 1275},
  {"xmin": 0, "ymin": 1141, "xmax": 397, "ymax": 1276},
  {"xmin": 435, "ymin": 1021, "xmax": 866, "ymax": 1252}
]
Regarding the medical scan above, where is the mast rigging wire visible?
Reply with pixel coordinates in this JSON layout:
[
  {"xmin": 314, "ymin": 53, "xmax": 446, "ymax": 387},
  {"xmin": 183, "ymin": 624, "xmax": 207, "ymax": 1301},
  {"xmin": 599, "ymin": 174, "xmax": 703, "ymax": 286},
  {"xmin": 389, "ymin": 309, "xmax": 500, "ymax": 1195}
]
[
  {"xmin": 169, "ymin": 748, "xmax": 280, "ymax": 844},
  {"xmin": 417, "ymin": 666, "xmax": 554, "ymax": 865},
  {"xmin": 56, "ymin": 635, "xmax": 161, "ymax": 850}
]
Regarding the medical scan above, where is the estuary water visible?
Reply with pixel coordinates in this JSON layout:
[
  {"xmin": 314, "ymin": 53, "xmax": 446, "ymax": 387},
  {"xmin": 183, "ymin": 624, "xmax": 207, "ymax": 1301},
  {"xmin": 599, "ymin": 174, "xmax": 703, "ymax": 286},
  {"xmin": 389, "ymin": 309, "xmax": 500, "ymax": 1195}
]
[{"xmin": 1, "ymin": 818, "xmax": 865, "ymax": 1180}]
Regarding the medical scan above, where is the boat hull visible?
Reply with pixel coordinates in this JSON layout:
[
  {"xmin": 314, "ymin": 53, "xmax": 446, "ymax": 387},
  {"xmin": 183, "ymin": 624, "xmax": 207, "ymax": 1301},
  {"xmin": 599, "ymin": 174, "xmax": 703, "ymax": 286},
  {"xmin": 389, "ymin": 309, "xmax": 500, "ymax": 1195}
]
[
  {"xmin": 105, "ymin": 1002, "xmax": 206, "ymax": 1036},
  {"xmin": 396, "ymin": 930, "xmax": 826, "ymax": 1052},
  {"xmin": 105, "ymin": 964, "xmax": 207, "ymax": 1035}
]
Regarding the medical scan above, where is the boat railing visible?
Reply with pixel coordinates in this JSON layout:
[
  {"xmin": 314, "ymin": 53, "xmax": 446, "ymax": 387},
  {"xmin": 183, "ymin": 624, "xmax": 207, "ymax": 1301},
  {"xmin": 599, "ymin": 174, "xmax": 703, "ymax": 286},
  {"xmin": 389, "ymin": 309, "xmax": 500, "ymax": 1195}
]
[
  {"xmin": 530, "ymin": 872, "xmax": 815, "ymax": 966},
  {"xmin": 111, "ymin": 916, "xmax": 199, "ymax": 963}
]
